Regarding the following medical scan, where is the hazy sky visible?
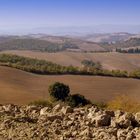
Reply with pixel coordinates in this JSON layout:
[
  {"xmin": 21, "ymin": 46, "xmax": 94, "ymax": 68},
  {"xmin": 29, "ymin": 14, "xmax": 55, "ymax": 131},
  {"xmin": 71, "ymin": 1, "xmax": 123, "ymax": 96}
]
[{"xmin": 0, "ymin": 0, "xmax": 140, "ymax": 30}]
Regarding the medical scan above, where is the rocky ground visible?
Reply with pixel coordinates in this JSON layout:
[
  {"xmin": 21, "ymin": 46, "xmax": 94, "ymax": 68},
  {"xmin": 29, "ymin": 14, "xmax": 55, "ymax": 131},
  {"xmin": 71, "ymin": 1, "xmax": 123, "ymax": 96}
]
[{"xmin": 0, "ymin": 104, "xmax": 140, "ymax": 140}]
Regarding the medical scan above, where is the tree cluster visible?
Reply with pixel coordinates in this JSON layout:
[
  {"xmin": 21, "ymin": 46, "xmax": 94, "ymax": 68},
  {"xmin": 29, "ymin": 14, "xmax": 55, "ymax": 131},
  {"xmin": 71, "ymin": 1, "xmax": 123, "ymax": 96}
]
[
  {"xmin": 81, "ymin": 59, "xmax": 102, "ymax": 70},
  {"xmin": 49, "ymin": 82, "xmax": 90, "ymax": 107},
  {"xmin": 116, "ymin": 48, "xmax": 140, "ymax": 53}
]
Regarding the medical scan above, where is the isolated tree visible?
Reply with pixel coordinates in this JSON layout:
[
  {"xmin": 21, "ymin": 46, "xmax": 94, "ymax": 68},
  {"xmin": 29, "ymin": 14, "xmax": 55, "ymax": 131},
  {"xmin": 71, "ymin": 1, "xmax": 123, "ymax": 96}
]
[{"xmin": 49, "ymin": 82, "xmax": 70, "ymax": 101}]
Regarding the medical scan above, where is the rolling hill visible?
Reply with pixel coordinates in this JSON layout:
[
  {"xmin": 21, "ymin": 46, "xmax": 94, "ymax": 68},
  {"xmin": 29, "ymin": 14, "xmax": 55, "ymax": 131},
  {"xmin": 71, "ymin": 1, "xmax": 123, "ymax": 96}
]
[
  {"xmin": 0, "ymin": 35, "xmax": 106, "ymax": 52},
  {"xmin": 114, "ymin": 37, "xmax": 140, "ymax": 48},
  {"xmin": 0, "ymin": 38, "xmax": 79, "ymax": 52},
  {"xmin": 0, "ymin": 66, "xmax": 140, "ymax": 104},
  {"xmin": 1, "ymin": 35, "xmax": 140, "ymax": 53},
  {"xmin": 78, "ymin": 32, "xmax": 134, "ymax": 43},
  {"xmin": 2, "ymin": 50, "xmax": 140, "ymax": 72}
]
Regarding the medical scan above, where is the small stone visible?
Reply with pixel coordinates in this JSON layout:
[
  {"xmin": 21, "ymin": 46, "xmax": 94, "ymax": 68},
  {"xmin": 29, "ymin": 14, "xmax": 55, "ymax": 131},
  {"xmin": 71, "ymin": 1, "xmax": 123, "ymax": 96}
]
[
  {"xmin": 135, "ymin": 112, "xmax": 140, "ymax": 124},
  {"xmin": 61, "ymin": 106, "xmax": 73, "ymax": 114},
  {"xmin": 92, "ymin": 114, "xmax": 111, "ymax": 127},
  {"xmin": 117, "ymin": 129, "xmax": 127, "ymax": 140},
  {"xmin": 47, "ymin": 115, "xmax": 62, "ymax": 122},
  {"xmin": 104, "ymin": 110, "xmax": 115, "ymax": 117},
  {"xmin": 126, "ymin": 132, "xmax": 136, "ymax": 140},
  {"xmin": 53, "ymin": 104, "xmax": 62, "ymax": 113},
  {"xmin": 54, "ymin": 129, "xmax": 61, "ymax": 135},
  {"xmin": 80, "ymin": 128, "xmax": 91, "ymax": 137},
  {"xmin": 40, "ymin": 107, "xmax": 50, "ymax": 115}
]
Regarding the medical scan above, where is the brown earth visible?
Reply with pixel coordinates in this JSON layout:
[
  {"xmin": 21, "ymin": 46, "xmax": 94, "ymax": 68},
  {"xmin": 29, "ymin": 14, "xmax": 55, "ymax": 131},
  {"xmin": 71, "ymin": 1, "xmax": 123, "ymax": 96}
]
[
  {"xmin": 1, "ymin": 50, "xmax": 140, "ymax": 72},
  {"xmin": 0, "ymin": 66, "xmax": 140, "ymax": 104}
]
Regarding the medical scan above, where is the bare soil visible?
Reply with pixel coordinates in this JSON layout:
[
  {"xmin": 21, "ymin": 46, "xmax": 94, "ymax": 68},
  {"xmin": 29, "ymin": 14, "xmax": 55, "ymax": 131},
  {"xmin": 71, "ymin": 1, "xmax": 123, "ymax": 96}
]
[{"xmin": 0, "ymin": 66, "xmax": 140, "ymax": 104}]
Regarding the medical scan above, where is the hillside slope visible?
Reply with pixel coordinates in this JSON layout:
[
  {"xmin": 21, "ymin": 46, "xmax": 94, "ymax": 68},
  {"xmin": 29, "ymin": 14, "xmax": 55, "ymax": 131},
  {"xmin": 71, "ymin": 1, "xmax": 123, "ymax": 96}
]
[
  {"xmin": 2, "ymin": 50, "xmax": 140, "ymax": 71},
  {"xmin": 0, "ymin": 66, "xmax": 140, "ymax": 104},
  {"xmin": 0, "ymin": 36, "xmax": 106, "ymax": 52},
  {"xmin": 79, "ymin": 32, "xmax": 133, "ymax": 43},
  {"xmin": 115, "ymin": 38, "xmax": 140, "ymax": 48}
]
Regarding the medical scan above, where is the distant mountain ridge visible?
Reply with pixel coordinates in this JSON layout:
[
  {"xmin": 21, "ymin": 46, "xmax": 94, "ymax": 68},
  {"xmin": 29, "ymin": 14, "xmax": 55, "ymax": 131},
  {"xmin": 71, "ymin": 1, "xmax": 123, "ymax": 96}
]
[{"xmin": 1, "ymin": 25, "xmax": 140, "ymax": 35}]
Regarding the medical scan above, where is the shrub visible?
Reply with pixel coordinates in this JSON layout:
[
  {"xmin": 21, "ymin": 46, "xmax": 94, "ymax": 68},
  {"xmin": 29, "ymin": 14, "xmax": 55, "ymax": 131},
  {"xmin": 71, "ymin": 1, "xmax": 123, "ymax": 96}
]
[
  {"xmin": 81, "ymin": 59, "xmax": 102, "ymax": 70},
  {"xmin": 29, "ymin": 100, "xmax": 52, "ymax": 107},
  {"xmin": 94, "ymin": 102, "xmax": 107, "ymax": 109},
  {"xmin": 66, "ymin": 94, "xmax": 90, "ymax": 107},
  {"xmin": 129, "ymin": 70, "xmax": 140, "ymax": 79},
  {"xmin": 49, "ymin": 82, "xmax": 70, "ymax": 101},
  {"xmin": 107, "ymin": 95, "xmax": 140, "ymax": 113},
  {"xmin": 81, "ymin": 59, "xmax": 96, "ymax": 67}
]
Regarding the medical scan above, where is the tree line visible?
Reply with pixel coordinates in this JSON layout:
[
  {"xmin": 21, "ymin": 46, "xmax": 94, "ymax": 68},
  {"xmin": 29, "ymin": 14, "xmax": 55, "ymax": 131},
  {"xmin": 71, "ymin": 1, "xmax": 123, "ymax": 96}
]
[
  {"xmin": 0, "ymin": 54, "xmax": 140, "ymax": 79},
  {"xmin": 116, "ymin": 48, "xmax": 140, "ymax": 54}
]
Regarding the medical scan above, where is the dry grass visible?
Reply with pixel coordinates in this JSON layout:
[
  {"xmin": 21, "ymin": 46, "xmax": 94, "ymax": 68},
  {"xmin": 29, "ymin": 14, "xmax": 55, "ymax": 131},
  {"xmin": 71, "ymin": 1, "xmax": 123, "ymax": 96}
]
[
  {"xmin": 0, "ymin": 66, "xmax": 140, "ymax": 104},
  {"xmin": 2, "ymin": 50, "xmax": 140, "ymax": 72},
  {"xmin": 107, "ymin": 95, "xmax": 140, "ymax": 113}
]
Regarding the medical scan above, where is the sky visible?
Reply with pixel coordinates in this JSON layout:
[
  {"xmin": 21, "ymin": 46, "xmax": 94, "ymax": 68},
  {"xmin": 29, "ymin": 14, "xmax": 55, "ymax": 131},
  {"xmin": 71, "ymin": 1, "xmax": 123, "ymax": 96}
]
[{"xmin": 0, "ymin": 0, "xmax": 140, "ymax": 33}]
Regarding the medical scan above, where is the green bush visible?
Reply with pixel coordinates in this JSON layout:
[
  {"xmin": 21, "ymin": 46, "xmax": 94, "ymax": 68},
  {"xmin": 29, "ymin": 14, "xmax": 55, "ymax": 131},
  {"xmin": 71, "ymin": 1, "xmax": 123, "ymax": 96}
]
[
  {"xmin": 49, "ymin": 82, "xmax": 70, "ymax": 101},
  {"xmin": 66, "ymin": 94, "xmax": 90, "ymax": 107},
  {"xmin": 81, "ymin": 59, "xmax": 102, "ymax": 70}
]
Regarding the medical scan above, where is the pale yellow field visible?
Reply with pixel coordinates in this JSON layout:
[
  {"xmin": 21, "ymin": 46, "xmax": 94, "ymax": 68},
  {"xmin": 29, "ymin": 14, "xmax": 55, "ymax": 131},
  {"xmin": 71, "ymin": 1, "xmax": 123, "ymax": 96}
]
[
  {"xmin": 2, "ymin": 50, "xmax": 140, "ymax": 71},
  {"xmin": 0, "ymin": 66, "xmax": 140, "ymax": 104}
]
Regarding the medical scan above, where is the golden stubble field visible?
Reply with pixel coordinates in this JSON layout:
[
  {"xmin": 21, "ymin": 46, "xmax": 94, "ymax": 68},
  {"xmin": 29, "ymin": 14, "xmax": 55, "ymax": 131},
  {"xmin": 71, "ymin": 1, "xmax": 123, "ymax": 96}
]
[
  {"xmin": 0, "ymin": 66, "xmax": 140, "ymax": 104},
  {"xmin": 1, "ymin": 50, "xmax": 140, "ymax": 71}
]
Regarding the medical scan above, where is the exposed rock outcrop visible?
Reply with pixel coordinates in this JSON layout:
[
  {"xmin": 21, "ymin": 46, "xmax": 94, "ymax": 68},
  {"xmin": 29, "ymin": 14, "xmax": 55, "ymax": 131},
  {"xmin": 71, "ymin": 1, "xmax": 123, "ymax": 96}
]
[{"xmin": 0, "ymin": 104, "xmax": 140, "ymax": 140}]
